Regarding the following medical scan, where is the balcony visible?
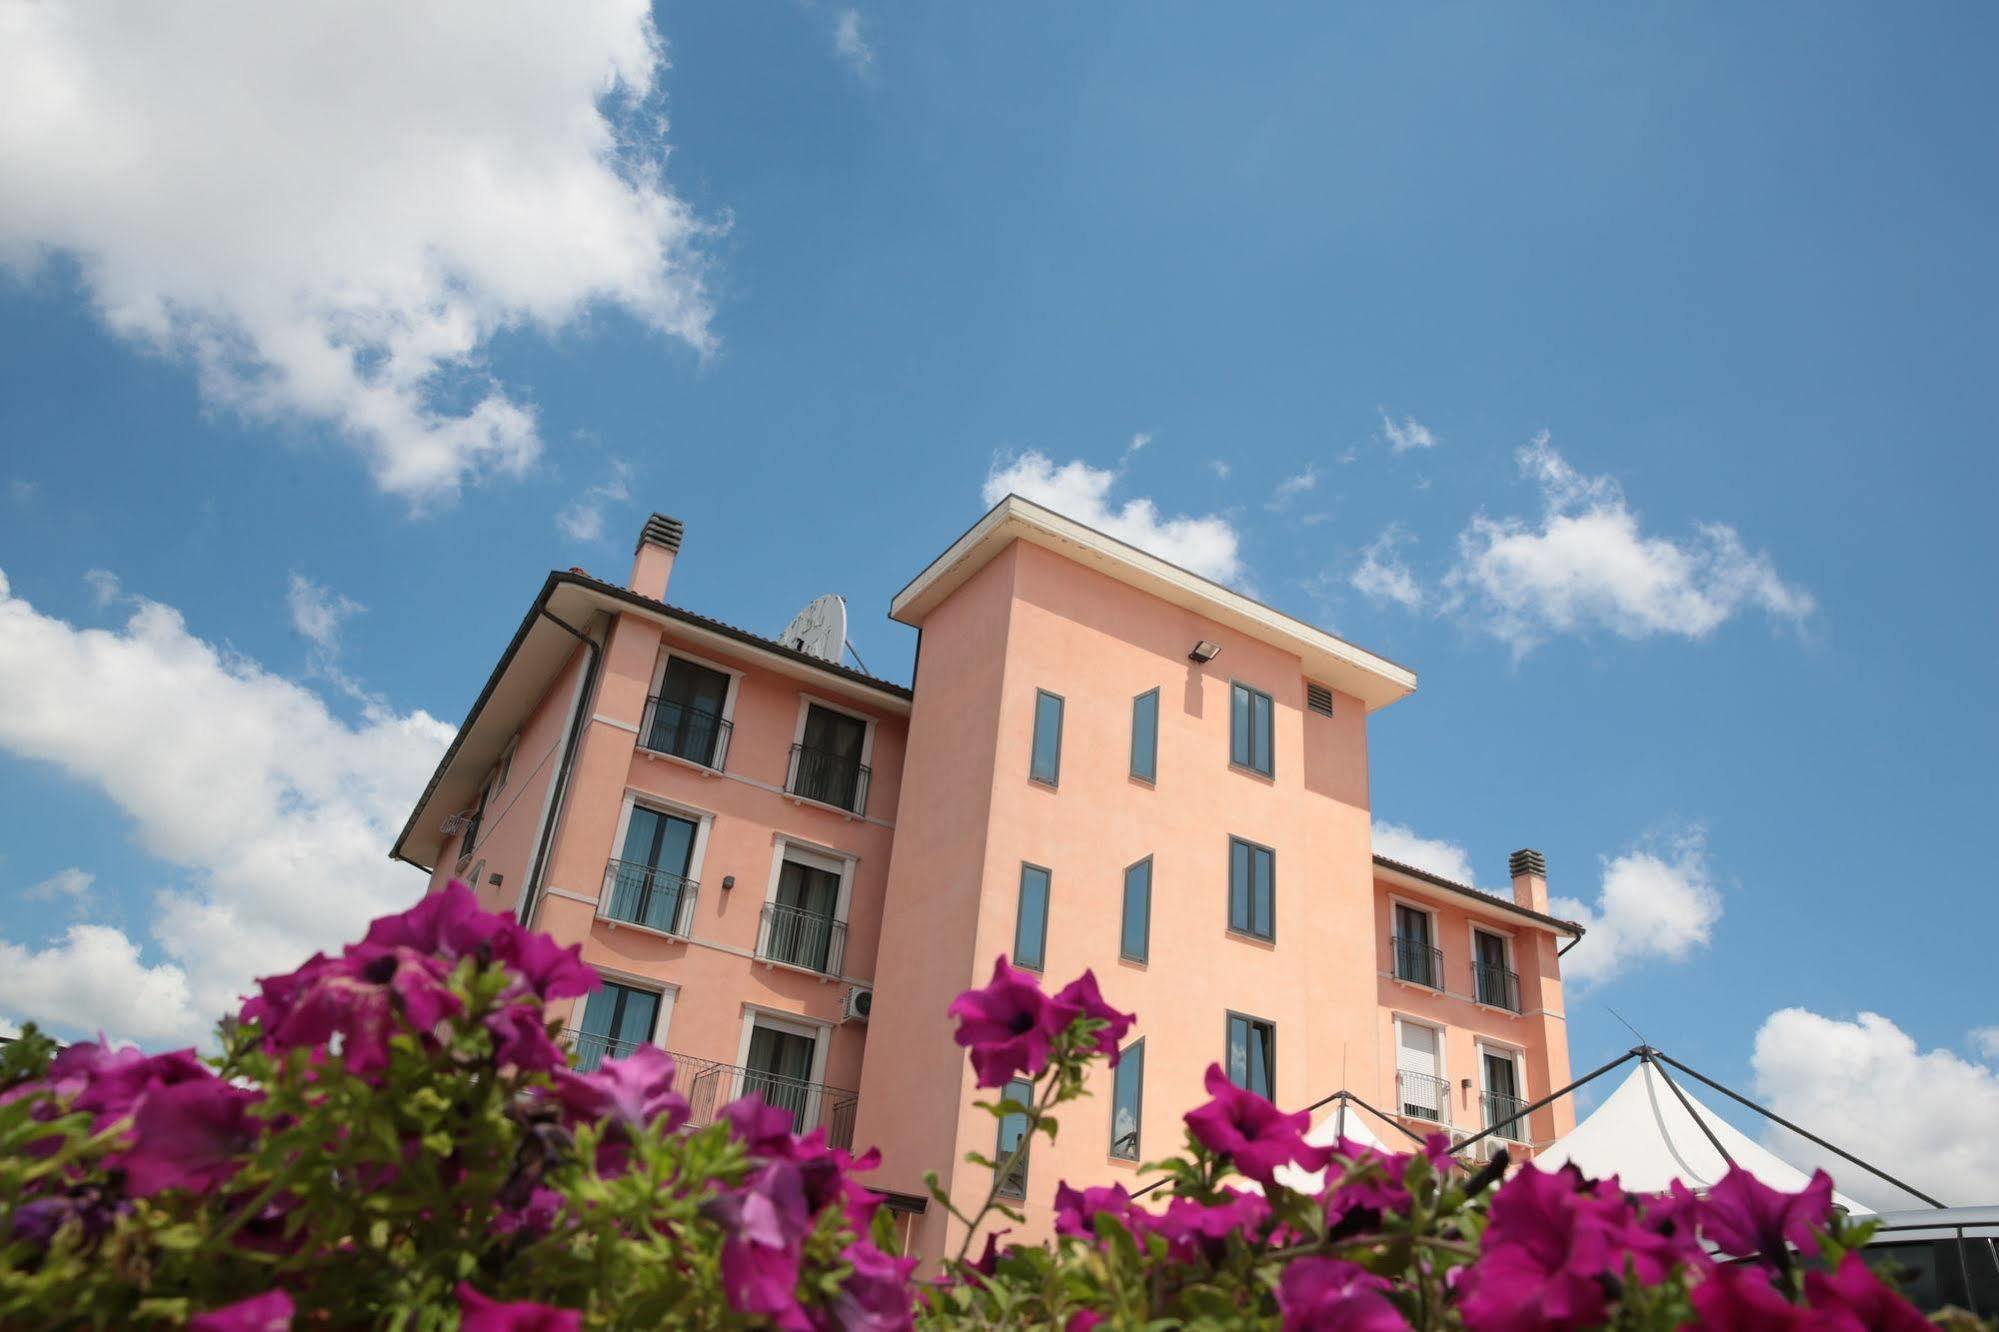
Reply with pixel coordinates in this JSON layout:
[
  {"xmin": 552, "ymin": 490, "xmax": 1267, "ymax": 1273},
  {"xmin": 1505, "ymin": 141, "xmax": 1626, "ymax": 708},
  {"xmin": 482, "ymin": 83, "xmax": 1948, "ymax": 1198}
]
[
  {"xmin": 638, "ymin": 696, "xmax": 732, "ymax": 771},
  {"xmin": 786, "ymin": 744, "xmax": 870, "ymax": 816},
  {"xmin": 1396, "ymin": 1069, "xmax": 1451, "ymax": 1126},
  {"xmin": 1391, "ymin": 935, "xmax": 1443, "ymax": 989},
  {"xmin": 756, "ymin": 902, "xmax": 847, "ymax": 977},
  {"xmin": 1473, "ymin": 961, "xmax": 1522, "ymax": 1013},
  {"xmin": 564, "ymin": 1029, "xmax": 647, "ymax": 1074},
  {"xmin": 1482, "ymin": 1091, "xmax": 1530, "ymax": 1142},
  {"xmin": 599, "ymin": 858, "xmax": 698, "ymax": 937},
  {"xmin": 555, "ymin": 1041, "xmax": 859, "ymax": 1150}
]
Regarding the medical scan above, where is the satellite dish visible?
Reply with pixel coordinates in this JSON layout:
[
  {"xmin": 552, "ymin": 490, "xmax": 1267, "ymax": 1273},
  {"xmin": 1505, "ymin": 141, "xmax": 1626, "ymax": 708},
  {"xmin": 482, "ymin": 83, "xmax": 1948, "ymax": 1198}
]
[{"xmin": 780, "ymin": 594, "xmax": 847, "ymax": 662}]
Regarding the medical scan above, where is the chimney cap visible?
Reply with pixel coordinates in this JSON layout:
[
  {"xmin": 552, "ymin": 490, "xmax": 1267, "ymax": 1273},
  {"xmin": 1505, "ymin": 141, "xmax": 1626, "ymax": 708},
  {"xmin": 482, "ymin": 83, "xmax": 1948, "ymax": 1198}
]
[
  {"xmin": 637, "ymin": 513, "xmax": 685, "ymax": 555},
  {"xmin": 1509, "ymin": 848, "xmax": 1547, "ymax": 879}
]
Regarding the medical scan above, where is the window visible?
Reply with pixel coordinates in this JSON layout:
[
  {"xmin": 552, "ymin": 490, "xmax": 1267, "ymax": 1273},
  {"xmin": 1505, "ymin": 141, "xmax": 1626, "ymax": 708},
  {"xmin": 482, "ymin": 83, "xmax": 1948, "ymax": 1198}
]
[
  {"xmin": 1110, "ymin": 1039, "xmax": 1145, "ymax": 1160},
  {"xmin": 760, "ymin": 853, "xmax": 845, "ymax": 975},
  {"xmin": 744, "ymin": 1020, "xmax": 821, "ymax": 1134},
  {"xmin": 1481, "ymin": 1048, "xmax": 1525, "ymax": 1141},
  {"xmin": 1226, "ymin": 1013, "xmax": 1275, "ymax": 1098},
  {"xmin": 1228, "ymin": 838, "xmax": 1275, "ymax": 940},
  {"xmin": 1014, "ymin": 863, "xmax": 1051, "ymax": 971},
  {"xmin": 604, "ymin": 805, "xmax": 699, "ymax": 936},
  {"xmin": 790, "ymin": 703, "xmax": 870, "ymax": 813},
  {"xmin": 1120, "ymin": 858, "xmax": 1151, "ymax": 963},
  {"xmin": 1130, "ymin": 688, "xmax": 1159, "ymax": 782},
  {"xmin": 459, "ymin": 782, "xmax": 487, "ymax": 857},
  {"xmin": 646, "ymin": 656, "xmax": 733, "ymax": 768},
  {"xmin": 1229, "ymin": 682, "xmax": 1274, "ymax": 777},
  {"xmin": 995, "ymin": 1076, "xmax": 1033, "ymax": 1198},
  {"xmin": 1030, "ymin": 690, "xmax": 1064, "ymax": 786},
  {"xmin": 494, "ymin": 736, "xmax": 518, "ymax": 791},
  {"xmin": 1473, "ymin": 929, "xmax": 1518, "ymax": 1011},
  {"xmin": 1397, "ymin": 1021, "xmax": 1445, "ymax": 1124},
  {"xmin": 1393, "ymin": 903, "xmax": 1438, "ymax": 988},
  {"xmin": 1305, "ymin": 682, "xmax": 1334, "ymax": 717},
  {"xmin": 573, "ymin": 980, "xmax": 661, "ymax": 1072}
]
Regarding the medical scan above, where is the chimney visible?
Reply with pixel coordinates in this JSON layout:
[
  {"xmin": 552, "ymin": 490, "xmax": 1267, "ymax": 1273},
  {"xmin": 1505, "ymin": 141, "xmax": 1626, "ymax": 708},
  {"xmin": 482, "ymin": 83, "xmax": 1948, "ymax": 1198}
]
[
  {"xmin": 1509, "ymin": 848, "xmax": 1549, "ymax": 914},
  {"xmin": 630, "ymin": 514, "xmax": 684, "ymax": 602}
]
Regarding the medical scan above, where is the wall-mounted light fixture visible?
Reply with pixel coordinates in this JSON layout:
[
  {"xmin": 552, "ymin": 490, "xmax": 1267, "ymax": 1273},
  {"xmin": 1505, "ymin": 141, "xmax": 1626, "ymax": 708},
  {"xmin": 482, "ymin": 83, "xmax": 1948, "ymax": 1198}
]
[
  {"xmin": 1188, "ymin": 640, "xmax": 1222, "ymax": 663},
  {"xmin": 1460, "ymin": 1077, "xmax": 1473, "ymax": 1092},
  {"xmin": 722, "ymin": 875, "xmax": 736, "ymax": 891}
]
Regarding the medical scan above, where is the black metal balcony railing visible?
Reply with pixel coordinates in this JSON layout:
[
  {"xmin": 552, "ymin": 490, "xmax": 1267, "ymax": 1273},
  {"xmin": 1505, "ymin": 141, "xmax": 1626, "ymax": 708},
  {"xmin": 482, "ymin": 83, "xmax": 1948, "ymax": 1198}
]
[
  {"xmin": 1392, "ymin": 935, "xmax": 1443, "ymax": 989},
  {"xmin": 786, "ymin": 744, "xmax": 870, "ymax": 815},
  {"xmin": 564, "ymin": 1029, "xmax": 647, "ymax": 1074},
  {"xmin": 756, "ymin": 903, "xmax": 847, "ymax": 977},
  {"xmin": 1483, "ymin": 1091, "xmax": 1530, "ymax": 1142},
  {"xmin": 638, "ymin": 697, "xmax": 732, "ymax": 771},
  {"xmin": 600, "ymin": 859, "xmax": 698, "ymax": 937},
  {"xmin": 555, "ymin": 1042, "xmax": 860, "ymax": 1150},
  {"xmin": 1397, "ymin": 1069, "xmax": 1452, "ymax": 1125},
  {"xmin": 1473, "ymin": 961, "xmax": 1522, "ymax": 1013}
]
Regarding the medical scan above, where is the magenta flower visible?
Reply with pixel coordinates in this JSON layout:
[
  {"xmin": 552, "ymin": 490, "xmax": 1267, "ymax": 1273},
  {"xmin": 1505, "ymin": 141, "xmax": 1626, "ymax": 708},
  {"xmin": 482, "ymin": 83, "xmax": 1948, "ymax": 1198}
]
[
  {"xmin": 1277, "ymin": 1257, "xmax": 1407, "ymax": 1332},
  {"xmin": 947, "ymin": 956, "xmax": 1079, "ymax": 1089},
  {"xmin": 189, "ymin": 1289, "xmax": 294, "ymax": 1332},
  {"xmin": 551, "ymin": 1044, "xmax": 687, "ymax": 1132},
  {"xmin": 1685, "ymin": 1263, "xmax": 1810, "ymax": 1331},
  {"xmin": 1697, "ymin": 1166, "xmax": 1835, "ymax": 1266},
  {"xmin": 819, "ymin": 1240, "xmax": 918, "ymax": 1330},
  {"xmin": 492, "ymin": 926, "xmax": 597, "ymax": 1001},
  {"xmin": 1051, "ymin": 1181, "xmax": 1133, "ymax": 1239},
  {"xmin": 1143, "ymin": 1188, "xmax": 1272, "ymax": 1264},
  {"xmin": 455, "ymin": 1283, "xmax": 583, "ymax": 1332},
  {"xmin": 708, "ymin": 1160, "xmax": 815, "ymax": 1329},
  {"xmin": 1050, "ymin": 971, "xmax": 1134, "ymax": 1063},
  {"xmin": 1182, "ymin": 1063, "xmax": 1327, "ymax": 1186},
  {"xmin": 116, "ymin": 1075, "xmax": 262, "ymax": 1197},
  {"xmin": 1064, "ymin": 1314, "xmax": 1105, "ymax": 1332},
  {"xmin": 1805, "ymin": 1252, "xmax": 1934, "ymax": 1332},
  {"xmin": 484, "ymin": 1004, "xmax": 567, "ymax": 1074},
  {"xmin": 245, "ymin": 947, "xmax": 461, "ymax": 1075},
  {"xmin": 48, "ymin": 1043, "xmax": 211, "ymax": 1127},
  {"xmin": 1457, "ymin": 1166, "xmax": 1629, "ymax": 1332},
  {"xmin": 724, "ymin": 1094, "xmax": 804, "ymax": 1156},
  {"xmin": 364, "ymin": 881, "xmax": 504, "ymax": 960}
]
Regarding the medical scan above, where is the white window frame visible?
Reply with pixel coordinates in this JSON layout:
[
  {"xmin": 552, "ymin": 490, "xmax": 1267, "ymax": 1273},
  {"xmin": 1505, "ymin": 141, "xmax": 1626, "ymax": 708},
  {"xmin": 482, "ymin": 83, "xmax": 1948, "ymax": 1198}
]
[
  {"xmin": 787, "ymin": 692, "xmax": 877, "ymax": 816},
  {"xmin": 1475, "ymin": 1038, "xmax": 1529, "ymax": 1141},
  {"xmin": 599, "ymin": 791, "xmax": 716, "ymax": 933},
  {"xmin": 762, "ymin": 836, "xmax": 858, "ymax": 923},
  {"xmin": 734, "ymin": 1004, "xmax": 835, "ymax": 1126},
  {"xmin": 1392, "ymin": 1013, "xmax": 1449, "ymax": 1124},
  {"xmin": 570, "ymin": 968, "xmax": 679, "ymax": 1051},
  {"xmin": 643, "ymin": 647, "xmax": 744, "ymax": 771}
]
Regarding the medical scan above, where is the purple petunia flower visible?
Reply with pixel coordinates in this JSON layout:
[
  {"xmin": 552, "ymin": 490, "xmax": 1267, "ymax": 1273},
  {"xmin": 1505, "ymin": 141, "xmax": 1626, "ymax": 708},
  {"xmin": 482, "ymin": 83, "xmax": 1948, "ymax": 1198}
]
[
  {"xmin": 817, "ymin": 1240, "xmax": 918, "ymax": 1330},
  {"xmin": 1685, "ymin": 1263, "xmax": 1811, "ymax": 1330},
  {"xmin": 484, "ymin": 1004, "xmax": 567, "ymax": 1075},
  {"xmin": 1805, "ymin": 1251, "xmax": 1935, "ymax": 1332},
  {"xmin": 1456, "ymin": 1166, "xmax": 1630, "ymax": 1332},
  {"xmin": 708, "ymin": 1160, "xmax": 816, "ymax": 1329},
  {"xmin": 946, "ymin": 956, "xmax": 1081, "ymax": 1089},
  {"xmin": 455, "ymin": 1282, "xmax": 583, "ymax": 1332},
  {"xmin": 115, "ymin": 1075, "xmax": 262, "ymax": 1197},
  {"xmin": 1696, "ymin": 1166, "xmax": 1835, "ymax": 1267},
  {"xmin": 1182, "ymin": 1063, "xmax": 1328, "ymax": 1187},
  {"xmin": 1277, "ymin": 1257, "xmax": 1408, "ymax": 1332},
  {"xmin": 1051, "ymin": 1182, "xmax": 1134, "ymax": 1239},
  {"xmin": 1142, "ymin": 1188, "xmax": 1272, "ymax": 1264},
  {"xmin": 1049, "ymin": 971, "xmax": 1135, "ymax": 1064},
  {"xmin": 189, "ymin": 1289, "xmax": 294, "ymax": 1332},
  {"xmin": 550, "ymin": 1044, "xmax": 687, "ymax": 1132},
  {"xmin": 243, "ymin": 946, "xmax": 460, "ymax": 1076}
]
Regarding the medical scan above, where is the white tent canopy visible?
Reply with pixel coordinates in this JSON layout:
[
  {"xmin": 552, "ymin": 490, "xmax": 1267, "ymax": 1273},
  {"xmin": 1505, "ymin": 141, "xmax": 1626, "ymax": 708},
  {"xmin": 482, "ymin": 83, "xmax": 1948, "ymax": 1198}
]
[
  {"xmin": 1269, "ymin": 1098, "xmax": 1395, "ymax": 1194},
  {"xmin": 1531, "ymin": 1060, "xmax": 1871, "ymax": 1214}
]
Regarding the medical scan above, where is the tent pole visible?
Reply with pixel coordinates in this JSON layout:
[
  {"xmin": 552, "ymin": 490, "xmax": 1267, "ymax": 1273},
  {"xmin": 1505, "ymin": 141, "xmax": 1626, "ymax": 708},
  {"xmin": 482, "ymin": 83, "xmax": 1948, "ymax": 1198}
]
[
  {"xmin": 1642, "ymin": 1052, "xmax": 1735, "ymax": 1170},
  {"xmin": 1649, "ymin": 1051, "xmax": 1945, "ymax": 1210},
  {"xmin": 1450, "ymin": 1047, "xmax": 1644, "ymax": 1157},
  {"xmin": 1342, "ymin": 1090, "xmax": 1434, "ymax": 1147}
]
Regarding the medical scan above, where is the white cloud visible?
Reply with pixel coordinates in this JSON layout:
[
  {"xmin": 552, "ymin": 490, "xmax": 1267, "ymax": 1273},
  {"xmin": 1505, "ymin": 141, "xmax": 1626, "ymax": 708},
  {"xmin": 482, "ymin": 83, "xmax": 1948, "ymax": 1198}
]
[
  {"xmin": 1752, "ymin": 1009, "xmax": 1999, "ymax": 1210},
  {"xmin": 1372, "ymin": 822, "xmax": 1478, "ymax": 887},
  {"xmin": 0, "ymin": 0, "xmax": 714, "ymax": 505},
  {"xmin": 1551, "ymin": 827, "xmax": 1721, "ymax": 986},
  {"xmin": 7, "ymin": 480, "xmax": 34, "ymax": 504},
  {"xmin": 83, "ymin": 569, "xmax": 122, "ymax": 608},
  {"xmin": 1380, "ymin": 412, "xmax": 1439, "ymax": 454},
  {"xmin": 1350, "ymin": 525, "xmax": 1424, "ymax": 610},
  {"xmin": 1444, "ymin": 433, "xmax": 1814, "ymax": 655},
  {"xmin": 1266, "ymin": 464, "xmax": 1320, "ymax": 512},
  {"xmin": 1336, "ymin": 446, "xmax": 1360, "ymax": 465},
  {"xmin": 1972, "ymin": 1028, "xmax": 1999, "ymax": 1063},
  {"xmin": 22, "ymin": 867, "xmax": 94, "ymax": 904},
  {"xmin": 1209, "ymin": 459, "xmax": 1232, "ymax": 480},
  {"xmin": 0, "ymin": 570, "xmax": 452, "ymax": 1044},
  {"xmin": 286, "ymin": 575, "xmax": 365, "ymax": 656},
  {"xmin": 555, "ymin": 458, "xmax": 635, "ymax": 543},
  {"xmin": 833, "ymin": 9, "xmax": 874, "ymax": 73},
  {"xmin": 982, "ymin": 450, "xmax": 1245, "ymax": 585}
]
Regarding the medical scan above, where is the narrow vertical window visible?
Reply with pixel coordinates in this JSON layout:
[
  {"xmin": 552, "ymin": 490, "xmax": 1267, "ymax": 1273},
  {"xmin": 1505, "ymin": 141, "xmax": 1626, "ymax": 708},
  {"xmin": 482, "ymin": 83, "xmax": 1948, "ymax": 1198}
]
[
  {"xmin": 1226, "ymin": 1013, "xmax": 1275, "ymax": 1098},
  {"xmin": 1014, "ymin": 863, "xmax": 1051, "ymax": 971},
  {"xmin": 1110, "ymin": 1039, "xmax": 1145, "ymax": 1160},
  {"xmin": 995, "ymin": 1076, "xmax": 1033, "ymax": 1197},
  {"xmin": 1120, "ymin": 857, "xmax": 1151, "ymax": 963},
  {"xmin": 1229, "ymin": 683, "xmax": 1274, "ymax": 776},
  {"xmin": 1029, "ymin": 690, "xmax": 1064, "ymax": 786},
  {"xmin": 1129, "ymin": 688, "xmax": 1159, "ymax": 782},
  {"xmin": 1228, "ymin": 838, "xmax": 1274, "ymax": 940}
]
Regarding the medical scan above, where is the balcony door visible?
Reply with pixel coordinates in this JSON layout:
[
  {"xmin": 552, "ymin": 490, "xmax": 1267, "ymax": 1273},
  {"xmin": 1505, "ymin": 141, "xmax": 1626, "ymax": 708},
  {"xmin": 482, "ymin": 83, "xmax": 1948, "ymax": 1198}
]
[
  {"xmin": 649, "ymin": 656, "xmax": 732, "ymax": 768},
  {"xmin": 607, "ymin": 805, "xmax": 698, "ymax": 935},
  {"xmin": 764, "ymin": 855, "xmax": 842, "ymax": 974},
  {"xmin": 1483, "ymin": 1049, "xmax": 1524, "ymax": 1140},
  {"xmin": 793, "ymin": 704, "xmax": 867, "ymax": 811},
  {"xmin": 743, "ymin": 1020, "xmax": 820, "ymax": 1134},
  {"xmin": 1473, "ymin": 929, "xmax": 1515, "ymax": 1010},
  {"xmin": 1394, "ymin": 903, "xmax": 1437, "ymax": 988},
  {"xmin": 574, "ymin": 980, "xmax": 661, "ymax": 1072},
  {"xmin": 1397, "ymin": 1021, "xmax": 1444, "ymax": 1123}
]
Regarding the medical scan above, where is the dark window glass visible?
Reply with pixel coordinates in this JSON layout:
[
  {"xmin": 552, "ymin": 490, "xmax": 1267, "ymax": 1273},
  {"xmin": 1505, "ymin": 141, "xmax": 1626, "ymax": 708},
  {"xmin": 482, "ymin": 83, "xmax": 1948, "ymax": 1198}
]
[
  {"xmin": 1227, "ymin": 1014, "xmax": 1275, "ymax": 1098},
  {"xmin": 1228, "ymin": 838, "xmax": 1275, "ymax": 940},
  {"xmin": 765, "ymin": 859, "xmax": 842, "ymax": 973},
  {"xmin": 1110, "ymin": 1039, "xmax": 1145, "ymax": 1160},
  {"xmin": 745, "ymin": 1024, "xmax": 818, "ymax": 1135},
  {"xmin": 1482, "ymin": 1050, "xmax": 1524, "ymax": 1141},
  {"xmin": 1393, "ymin": 904, "xmax": 1438, "ymax": 988},
  {"xmin": 1229, "ymin": 683, "xmax": 1274, "ymax": 776},
  {"xmin": 605, "ymin": 806, "xmax": 698, "ymax": 935},
  {"xmin": 574, "ymin": 980, "xmax": 660, "ymax": 1071},
  {"xmin": 995, "ymin": 1076, "xmax": 1033, "ymax": 1198},
  {"xmin": 1120, "ymin": 858, "xmax": 1151, "ymax": 962},
  {"xmin": 1030, "ymin": 690, "xmax": 1064, "ymax": 785},
  {"xmin": 1130, "ymin": 689, "xmax": 1159, "ymax": 781},
  {"xmin": 794, "ymin": 704, "xmax": 868, "ymax": 811},
  {"xmin": 1473, "ymin": 929, "xmax": 1517, "ymax": 1010},
  {"xmin": 1014, "ymin": 864, "xmax": 1050, "ymax": 970},
  {"xmin": 647, "ymin": 657, "xmax": 732, "ymax": 766}
]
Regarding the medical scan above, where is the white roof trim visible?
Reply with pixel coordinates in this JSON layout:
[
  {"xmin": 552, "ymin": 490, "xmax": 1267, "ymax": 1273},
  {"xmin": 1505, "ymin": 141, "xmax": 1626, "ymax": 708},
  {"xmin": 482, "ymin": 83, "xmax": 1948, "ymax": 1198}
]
[{"xmin": 891, "ymin": 496, "xmax": 1418, "ymax": 712}]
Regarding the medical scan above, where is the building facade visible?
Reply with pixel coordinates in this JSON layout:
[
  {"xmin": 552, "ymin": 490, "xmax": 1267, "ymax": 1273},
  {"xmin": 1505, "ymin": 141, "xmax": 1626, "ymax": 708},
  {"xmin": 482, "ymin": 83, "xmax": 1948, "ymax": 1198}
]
[{"xmin": 391, "ymin": 497, "xmax": 1581, "ymax": 1260}]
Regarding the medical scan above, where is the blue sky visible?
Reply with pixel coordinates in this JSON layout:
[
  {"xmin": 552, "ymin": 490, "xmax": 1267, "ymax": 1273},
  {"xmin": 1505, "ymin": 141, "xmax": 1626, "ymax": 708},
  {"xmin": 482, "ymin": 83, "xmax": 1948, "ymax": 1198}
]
[{"xmin": 2, "ymin": 3, "xmax": 1995, "ymax": 1205}]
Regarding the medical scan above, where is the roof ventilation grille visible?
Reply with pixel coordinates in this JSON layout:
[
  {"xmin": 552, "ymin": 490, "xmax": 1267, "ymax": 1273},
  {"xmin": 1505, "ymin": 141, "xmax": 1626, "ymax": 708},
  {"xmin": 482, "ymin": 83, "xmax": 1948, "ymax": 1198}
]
[{"xmin": 1306, "ymin": 682, "xmax": 1334, "ymax": 716}]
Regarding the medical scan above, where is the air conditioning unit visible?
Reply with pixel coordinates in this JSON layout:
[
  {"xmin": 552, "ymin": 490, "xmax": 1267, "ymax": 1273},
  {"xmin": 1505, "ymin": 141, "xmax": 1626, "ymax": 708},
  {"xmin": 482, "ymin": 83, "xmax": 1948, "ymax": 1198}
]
[{"xmin": 841, "ymin": 984, "xmax": 873, "ymax": 1023}]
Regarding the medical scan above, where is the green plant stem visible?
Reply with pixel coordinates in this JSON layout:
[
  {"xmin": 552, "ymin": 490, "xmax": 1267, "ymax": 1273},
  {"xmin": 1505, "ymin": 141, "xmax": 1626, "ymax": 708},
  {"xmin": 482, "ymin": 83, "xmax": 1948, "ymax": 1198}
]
[{"xmin": 952, "ymin": 1073, "xmax": 1066, "ymax": 1267}]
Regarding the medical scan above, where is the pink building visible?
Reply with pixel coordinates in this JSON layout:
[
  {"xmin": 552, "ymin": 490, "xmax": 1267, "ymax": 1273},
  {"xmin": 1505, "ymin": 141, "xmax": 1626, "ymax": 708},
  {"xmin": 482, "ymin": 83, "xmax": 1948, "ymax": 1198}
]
[{"xmin": 392, "ymin": 497, "xmax": 1582, "ymax": 1259}]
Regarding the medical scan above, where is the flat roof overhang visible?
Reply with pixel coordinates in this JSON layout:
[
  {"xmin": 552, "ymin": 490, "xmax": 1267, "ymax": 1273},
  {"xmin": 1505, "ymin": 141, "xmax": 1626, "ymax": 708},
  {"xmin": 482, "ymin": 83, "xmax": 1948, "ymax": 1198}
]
[{"xmin": 1373, "ymin": 854, "xmax": 1585, "ymax": 937}]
